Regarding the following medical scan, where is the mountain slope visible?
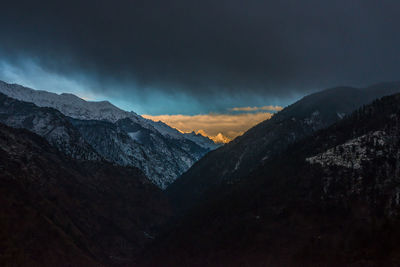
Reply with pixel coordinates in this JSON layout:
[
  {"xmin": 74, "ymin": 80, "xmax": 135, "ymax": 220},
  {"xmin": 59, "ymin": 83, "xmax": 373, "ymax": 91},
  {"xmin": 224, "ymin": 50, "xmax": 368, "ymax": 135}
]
[
  {"xmin": 0, "ymin": 93, "xmax": 100, "ymax": 161},
  {"xmin": 0, "ymin": 123, "xmax": 170, "ymax": 266},
  {"xmin": 168, "ymin": 82, "xmax": 400, "ymax": 212},
  {"xmin": 146, "ymin": 119, "xmax": 220, "ymax": 150},
  {"xmin": 183, "ymin": 131, "xmax": 221, "ymax": 150},
  {"xmin": 143, "ymin": 92, "xmax": 400, "ymax": 266},
  {"xmin": 0, "ymin": 81, "xmax": 215, "ymax": 188},
  {"xmin": 70, "ymin": 117, "xmax": 208, "ymax": 188}
]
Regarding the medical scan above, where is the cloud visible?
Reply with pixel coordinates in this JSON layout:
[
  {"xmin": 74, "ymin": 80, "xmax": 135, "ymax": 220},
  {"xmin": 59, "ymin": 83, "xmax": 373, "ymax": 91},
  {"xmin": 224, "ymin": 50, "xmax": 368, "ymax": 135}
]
[
  {"xmin": 0, "ymin": 0, "xmax": 400, "ymax": 110},
  {"xmin": 143, "ymin": 112, "xmax": 273, "ymax": 141},
  {"xmin": 230, "ymin": 105, "xmax": 283, "ymax": 112}
]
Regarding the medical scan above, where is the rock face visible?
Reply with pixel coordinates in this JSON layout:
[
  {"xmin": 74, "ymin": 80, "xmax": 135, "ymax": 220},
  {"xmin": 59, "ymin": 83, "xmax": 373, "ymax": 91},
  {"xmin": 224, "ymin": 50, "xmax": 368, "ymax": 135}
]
[
  {"xmin": 0, "ymin": 123, "xmax": 171, "ymax": 266},
  {"xmin": 183, "ymin": 131, "xmax": 221, "ymax": 150},
  {"xmin": 167, "ymin": 82, "xmax": 400, "ymax": 212},
  {"xmin": 0, "ymin": 81, "xmax": 217, "ymax": 188},
  {"xmin": 143, "ymin": 93, "xmax": 400, "ymax": 266},
  {"xmin": 70, "ymin": 117, "xmax": 208, "ymax": 188},
  {"xmin": 0, "ymin": 93, "xmax": 101, "ymax": 161}
]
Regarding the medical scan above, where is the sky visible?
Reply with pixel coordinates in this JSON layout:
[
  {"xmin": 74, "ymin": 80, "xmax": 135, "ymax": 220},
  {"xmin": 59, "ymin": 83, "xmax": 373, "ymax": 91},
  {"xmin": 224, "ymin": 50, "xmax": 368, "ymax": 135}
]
[{"xmin": 0, "ymin": 0, "xmax": 399, "ymax": 141}]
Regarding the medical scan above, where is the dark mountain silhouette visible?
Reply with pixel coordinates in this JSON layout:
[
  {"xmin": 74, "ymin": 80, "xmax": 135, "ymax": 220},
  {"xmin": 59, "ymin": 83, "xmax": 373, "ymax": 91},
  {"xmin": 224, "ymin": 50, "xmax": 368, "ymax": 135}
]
[
  {"xmin": 143, "ymin": 92, "xmax": 400, "ymax": 266},
  {"xmin": 0, "ymin": 123, "xmax": 170, "ymax": 266},
  {"xmin": 168, "ymin": 82, "xmax": 400, "ymax": 214}
]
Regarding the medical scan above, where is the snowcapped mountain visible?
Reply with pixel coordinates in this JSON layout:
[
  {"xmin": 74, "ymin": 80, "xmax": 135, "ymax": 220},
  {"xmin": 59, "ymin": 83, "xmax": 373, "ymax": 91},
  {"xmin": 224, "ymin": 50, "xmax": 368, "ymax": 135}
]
[
  {"xmin": 0, "ymin": 80, "xmax": 217, "ymax": 149},
  {"xmin": 0, "ymin": 80, "xmax": 216, "ymax": 188},
  {"xmin": 209, "ymin": 132, "xmax": 231, "ymax": 144},
  {"xmin": 0, "ymin": 81, "xmax": 138, "ymax": 122}
]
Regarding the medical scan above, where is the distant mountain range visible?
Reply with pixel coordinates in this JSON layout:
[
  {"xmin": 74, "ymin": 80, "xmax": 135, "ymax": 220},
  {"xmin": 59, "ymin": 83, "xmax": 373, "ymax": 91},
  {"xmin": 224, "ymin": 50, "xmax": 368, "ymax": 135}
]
[
  {"xmin": 207, "ymin": 132, "xmax": 231, "ymax": 144},
  {"xmin": 0, "ymin": 80, "xmax": 219, "ymax": 188}
]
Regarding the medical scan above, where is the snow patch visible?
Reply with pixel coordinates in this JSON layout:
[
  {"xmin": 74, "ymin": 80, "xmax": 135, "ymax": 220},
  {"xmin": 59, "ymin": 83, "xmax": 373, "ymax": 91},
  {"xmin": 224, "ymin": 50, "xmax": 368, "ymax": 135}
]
[
  {"xmin": 128, "ymin": 131, "xmax": 141, "ymax": 142},
  {"xmin": 306, "ymin": 131, "xmax": 387, "ymax": 169}
]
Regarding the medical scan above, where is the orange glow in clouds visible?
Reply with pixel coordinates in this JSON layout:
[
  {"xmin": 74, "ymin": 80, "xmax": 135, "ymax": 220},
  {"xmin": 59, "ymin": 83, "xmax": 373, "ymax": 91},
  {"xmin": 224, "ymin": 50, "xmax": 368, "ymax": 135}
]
[{"xmin": 143, "ymin": 110, "xmax": 278, "ymax": 143}]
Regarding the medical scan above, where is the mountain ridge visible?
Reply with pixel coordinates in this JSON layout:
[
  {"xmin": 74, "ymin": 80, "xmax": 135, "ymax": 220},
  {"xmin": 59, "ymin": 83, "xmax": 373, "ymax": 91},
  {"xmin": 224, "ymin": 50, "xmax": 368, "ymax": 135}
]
[
  {"xmin": 0, "ymin": 80, "xmax": 218, "ymax": 150},
  {"xmin": 167, "ymin": 82, "xmax": 400, "ymax": 213}
]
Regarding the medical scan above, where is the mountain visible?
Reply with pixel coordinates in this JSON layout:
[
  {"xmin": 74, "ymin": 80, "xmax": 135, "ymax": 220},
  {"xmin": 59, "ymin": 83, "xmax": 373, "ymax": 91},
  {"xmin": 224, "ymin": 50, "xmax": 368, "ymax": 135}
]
[
  {"xmin": 208, "ymin": 132, "xmax": 231, "ymax": 144},
  {"xmin": 167, "ymin": 82, "xmax": 400, "ymax": 212},
  {"xmin": 0, "ymin": 80, "xmax": 217, "ymax": 149},
  {"xmin": 0, "ymin": 81, "xmax": 217, "ymax": 188},
  {"xmin": 70, "ymin": 117, "xmax": 209, "ymax": 188},
  {"xmin": 0, "ymin": 93, "xmax": 101, "ymax": 161},
  {"xmin": 0, "ymin": 122, "xmax": 170, "ymax": 266},
  {"xmin": 143, "ymin": 92, "xmax": 400, "ymax": 266},
  {"xmin": 183, "ymin": 131, "xmax": 221, "ymax": 150},
  {"xmin": 190, "ymin": 129, "xmax": 231, "ymax": 144}
]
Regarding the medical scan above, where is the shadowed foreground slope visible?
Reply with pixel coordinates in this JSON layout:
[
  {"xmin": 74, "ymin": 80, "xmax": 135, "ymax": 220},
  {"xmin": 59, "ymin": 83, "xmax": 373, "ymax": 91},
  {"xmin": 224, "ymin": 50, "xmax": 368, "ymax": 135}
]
[{"xmin": 0, "ymin": 123, "xmax": 170, "ymax": 266}]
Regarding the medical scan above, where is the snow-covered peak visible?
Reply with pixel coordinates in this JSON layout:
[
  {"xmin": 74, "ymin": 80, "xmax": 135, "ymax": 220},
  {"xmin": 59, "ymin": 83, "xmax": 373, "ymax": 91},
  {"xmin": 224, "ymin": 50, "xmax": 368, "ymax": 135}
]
[
  {"xmin": 210, "ymin": 133, "xmax": 231, "ymax": 144},
  {"xmin": 0, "ymin": 81, "xmax": 142, "ymax": 123}
]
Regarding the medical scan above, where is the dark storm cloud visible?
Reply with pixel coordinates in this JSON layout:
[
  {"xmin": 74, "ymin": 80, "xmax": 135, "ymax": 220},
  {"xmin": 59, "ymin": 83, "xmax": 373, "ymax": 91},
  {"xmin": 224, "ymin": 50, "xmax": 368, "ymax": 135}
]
[{"xmin": 1, "ymin": 0, "xmax": 400, "ymax": 99}]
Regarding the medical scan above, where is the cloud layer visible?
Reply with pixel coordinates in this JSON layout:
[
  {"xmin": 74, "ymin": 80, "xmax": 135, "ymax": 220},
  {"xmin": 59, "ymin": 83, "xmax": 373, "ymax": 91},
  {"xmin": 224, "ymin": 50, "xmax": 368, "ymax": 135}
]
[
  {"xmin": 0, "ymin": 0, "xmax": 399, "ymax": 115},
  {"xmin": 143, "ymin": 112, "xmax": 273, "ymax": 141},
  {"xmin": 230, "ymin": 105, "xmax": 283, "ymax": 112}
]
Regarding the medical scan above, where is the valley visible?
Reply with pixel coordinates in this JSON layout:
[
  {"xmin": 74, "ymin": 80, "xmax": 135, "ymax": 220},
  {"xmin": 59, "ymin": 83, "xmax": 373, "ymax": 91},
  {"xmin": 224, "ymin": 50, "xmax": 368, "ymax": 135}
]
[{"xmin": 2, "ymin": 81, "xmax": 400, "ymax": 266}]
